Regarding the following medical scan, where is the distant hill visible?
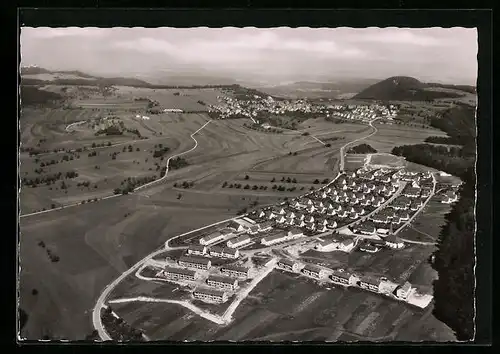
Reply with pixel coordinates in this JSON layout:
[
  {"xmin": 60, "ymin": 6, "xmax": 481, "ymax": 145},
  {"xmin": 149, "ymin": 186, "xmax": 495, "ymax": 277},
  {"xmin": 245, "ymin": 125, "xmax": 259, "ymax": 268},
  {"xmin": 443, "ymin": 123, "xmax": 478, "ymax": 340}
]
[
  {"xmin": 256, "ymin": 79, "xmax": 380, "ymax": 99},
  {"xmin": 20, "ymin": 67, "xmax": 248, "ymax": 90},
  {"xmin": 20, "ymin": 86, "xmax": 63, "ymax": 106},
  {"xmin": 354, "ymin": 76, "xmax": 466, "ymax": 101}
]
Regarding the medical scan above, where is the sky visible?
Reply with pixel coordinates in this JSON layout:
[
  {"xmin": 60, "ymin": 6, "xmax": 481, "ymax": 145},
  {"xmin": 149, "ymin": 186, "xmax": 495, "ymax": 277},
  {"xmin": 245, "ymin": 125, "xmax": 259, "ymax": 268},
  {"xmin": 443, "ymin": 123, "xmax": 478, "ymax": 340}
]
[{"xmin": 20, "ymin": 27, "xmax": 478, "ymax": 85}]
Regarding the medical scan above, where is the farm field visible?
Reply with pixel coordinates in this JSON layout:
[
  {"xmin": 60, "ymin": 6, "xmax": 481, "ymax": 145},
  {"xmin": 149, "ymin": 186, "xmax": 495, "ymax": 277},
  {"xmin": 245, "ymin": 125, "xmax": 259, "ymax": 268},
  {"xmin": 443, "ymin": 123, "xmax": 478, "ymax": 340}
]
[
  {"xmin": 398, "ymin": 198, "xmax": 453, "ymax": 243},
  {"xmin": 344, "ymin": 154, "xmax": 367, "ymax": 171},
  {"xmin": 369, "ymin": 153, "xmax": 406, "ymax": 168},
  {"xmin": 18, "ymin": 186, "xmax": 258, "ymax": 340},
  {"xmin": 112, "ymin": 86, "xmax": 226, "ymax": 111},
  {"xmin": 110, "ymin": 270, "xmax": 455, "ymax": 341},
  {"xmin": 363, "ymin": 123, "xmax": 448, "ymax": 153}
]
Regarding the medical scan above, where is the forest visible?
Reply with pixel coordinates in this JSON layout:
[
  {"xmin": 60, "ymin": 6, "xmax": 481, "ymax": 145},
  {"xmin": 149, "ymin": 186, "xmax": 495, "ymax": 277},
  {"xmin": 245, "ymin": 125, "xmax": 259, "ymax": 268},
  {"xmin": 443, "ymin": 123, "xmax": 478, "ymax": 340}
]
[{"xmin": 391, "ymin": 104, "xmax": 476, "ymax": 340}]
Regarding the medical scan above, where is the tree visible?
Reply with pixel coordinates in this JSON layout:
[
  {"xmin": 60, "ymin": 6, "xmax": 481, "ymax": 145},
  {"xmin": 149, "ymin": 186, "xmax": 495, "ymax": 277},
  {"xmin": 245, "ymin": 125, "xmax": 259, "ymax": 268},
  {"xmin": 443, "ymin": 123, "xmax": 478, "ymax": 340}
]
[
  {"xmin": 271, "ymin": 177, "xmax": 276, "ymax": 182},
  {"xmin": 322, "ymin": 178, "xmax": 330, "ymax": 184},
  {"xmin": 281, "ymin": 177, "xmax": 285, "ymax": 182},
  {"xmin": 244, "ymin": 175, "xmax": 249, "ymax": 180},
  {"xmin": 293, "ymin": 152, "xmax": 298, "ymax": 156},
  {"xmin": 222, "ymin": 181, "xmax": 228, "ymax": 188},
  {"xmin": 272, "ymin": 185, "xmax": 277, "ymax": 190},
  {"xmin": 286, "ymin": 177, "xmax": 292, "ymax": 183},
  {"xmin": 252, "ymin": 185, "xmax": 258, "ymax": 190},
  {"xmin": 244, "ymin": 184, "xmax": 250, "ymax": 189},
  {"xmin": 313, "ymin": 179, "xmax": 320, "ymax": 184},
  {"xmin": 177, "ymin": 193, "xmax": 182, "ymax": 200},
  {"xmin": 32, "ymin": 288, "xmax": 38, "ymax": 295}
]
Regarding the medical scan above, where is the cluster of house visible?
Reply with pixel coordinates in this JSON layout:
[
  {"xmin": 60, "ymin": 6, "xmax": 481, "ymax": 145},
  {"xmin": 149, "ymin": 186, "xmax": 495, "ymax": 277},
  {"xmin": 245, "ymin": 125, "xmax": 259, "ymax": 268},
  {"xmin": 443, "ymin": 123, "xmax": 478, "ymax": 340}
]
[
  {"xmin": 277, "ymin": 258, "xmax": 413, "ymax": 301},
  {"xmin": 162, "ymin": 257, "xmax": 251, "ymax": 303},
  {"xmin": 261, "ymin": 228, "xmax": 305, "ymax": 246},
  {"xmin": 358, "ymin": 170, "xmax": 435, "ymax": 237},
  {"xmin": 327, "ymin": 104, "xmax": 398, "ymax": 122},
  {"xmin": 208, "ymin": 95, "xmax": 319, "ymax": 119},
  {"xmin": 249, "ymin": 168, "xmax": 400, "ymax": 237}
]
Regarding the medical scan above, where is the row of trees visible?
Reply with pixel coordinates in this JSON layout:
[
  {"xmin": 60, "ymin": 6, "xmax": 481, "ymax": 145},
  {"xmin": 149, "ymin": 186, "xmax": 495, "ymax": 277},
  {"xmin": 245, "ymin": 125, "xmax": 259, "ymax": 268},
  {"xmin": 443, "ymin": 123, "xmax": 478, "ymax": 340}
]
[
  {"xmin": 392, "ymin": 104, "xmax": 476, "ymax": 341},
  {"xmin": 21, "ymin": 170, "xmax": 79, "ymax": 187},
  {"xmin": 347, "ymin": 143, "xmax": 378, "ymax": 154},
  {"xmin": 101, "ymin": 306, "xmax": 145, "ymax": 341},
  {"xmin": 169, "ymin": 157, "xmax": 189, "ymax": 170},
  {"xmin": 391, "ymin": 144, "xmax": 473, "ymax": 178},
  {"xmin": 152, "ymin": 146, "xmax": 170, "ymax": 158},
  {"xmin": 173, "ymin": 181, "xmax": 195, "ymax": 189},
  {"xmin": 114, "ymin": 175, "xmax": 157, "ymax": 195},
  {"xmin": 95, "ymin": 125, "xmax": 123, "ymax": 136},
  {"xmin": 424, "ymin": 136, "xmax": 464, "ymax": 145}
]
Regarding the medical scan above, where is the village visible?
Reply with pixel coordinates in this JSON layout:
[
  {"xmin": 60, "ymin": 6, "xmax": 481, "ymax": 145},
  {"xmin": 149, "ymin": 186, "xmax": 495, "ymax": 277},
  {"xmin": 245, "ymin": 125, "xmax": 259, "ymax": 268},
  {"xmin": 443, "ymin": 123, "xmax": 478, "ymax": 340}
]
[
  {"xmin": 208, "ymin": 93, "xmax": 398, "ymax": 125},
  {"xmin": 136, "ymin": 164, "xmax": 459, "ymax": 312}
]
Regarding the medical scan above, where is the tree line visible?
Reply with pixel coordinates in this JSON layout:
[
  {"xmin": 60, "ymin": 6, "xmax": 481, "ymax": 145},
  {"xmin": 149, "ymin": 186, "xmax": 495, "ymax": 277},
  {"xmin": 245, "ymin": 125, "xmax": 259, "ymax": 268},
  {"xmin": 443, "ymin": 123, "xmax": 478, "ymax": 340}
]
[{"xmin": 391, "ymin": 103, "xmax": 476, "ymax": 340}]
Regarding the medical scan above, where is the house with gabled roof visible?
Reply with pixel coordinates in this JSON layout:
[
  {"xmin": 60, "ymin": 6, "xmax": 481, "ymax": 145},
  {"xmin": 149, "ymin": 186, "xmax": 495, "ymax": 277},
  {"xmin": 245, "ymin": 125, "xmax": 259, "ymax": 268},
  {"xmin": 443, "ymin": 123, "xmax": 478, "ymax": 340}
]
[
  {"xmin": 339, "ymin": 238, "xmax": 355, "ymax": 252},
  {"xmin": 227, "ymin": 235, "xmax": 252, "ymax": 249},
  {"xmin": 316, "ymin": 224, "xmax": 328, "ymax": 232},
  {"xmin": 259, "ymin": 220, "xmax": 274, "ymax": 232},
  {"xmin": 359, "ymin": 277, "xmax": 382, "ymax": 293},
  {"xmin": 200, "ymin": 231, "xmax": 225, "ymax": 246},
  {"xmin": 261, "ymin": 233, "xmax": 287, "ymax": 246},
  {"xmin": 330, "ymin": 270, "xmax": 358, "ymax": 286},
  {"xmin": 178, "ymin": 256, "xmax": 212, "ymax": 270},
  {"xmin": 327, "ymin": 219, "xmax": 338, "ymax": 229},
  {"xmin": 349, "ymin": 212, "xmax": 359, "ymax": 220},
  {"xmin": 188, "ymin": 244, "xmax": 207, "ymax": 256},
  {"xmin": 295, "ymin": 219, "xmax": 306, "ymax": 227},
  {"xmin": 302, "ymin": 264, "xmax": 329, "ymax": 279},
  {"xmin": 248, "ymin": 225, "xmax": 260, "ymax": 235},
  {"xmin": 305, "ymin": 215, "xmax": 315, "ymax": 223},
  {"xmin": 396, "ymin": 281, "xmax": 412, "ymax": 300},
  {"xmin": 385, "ymin": 234, "xmax": 404, "ymax": 249},
  {"xmin": 277, "ymin": 258, "xmax": 301, "ymax": 272},
  {"xmin": 287, "ymin": 228, "xmax": 304, "ymax": 239},
  {"xmin": 306, "ymin": 205, "xmax": 316, "ymax": 213},
  {"xmin": 227, "ymin": 220, "xmax": 246, "ymax": 232},
  {"xmin": 306, "ymin": 223, "xmax": 316, "ymax": 231},
  {"xmin": 275, "ymin": 215, "xmax": 286, "ymax": 224}
]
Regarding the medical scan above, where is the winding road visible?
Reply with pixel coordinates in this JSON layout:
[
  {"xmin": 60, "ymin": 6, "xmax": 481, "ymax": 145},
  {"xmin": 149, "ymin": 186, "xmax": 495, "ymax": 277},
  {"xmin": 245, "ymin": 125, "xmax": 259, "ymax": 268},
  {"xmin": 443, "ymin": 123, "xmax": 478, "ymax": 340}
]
[
  {"xmin": 91, "ymin": 213, "xmax": 245, "ymax": 340},
  {"xmin": 20, "ymin": 119, "xmax": 212, "ymax": 218},
  {"xmin": 339, "ymin": 118, "xmax": 379, "ymax": 172}
]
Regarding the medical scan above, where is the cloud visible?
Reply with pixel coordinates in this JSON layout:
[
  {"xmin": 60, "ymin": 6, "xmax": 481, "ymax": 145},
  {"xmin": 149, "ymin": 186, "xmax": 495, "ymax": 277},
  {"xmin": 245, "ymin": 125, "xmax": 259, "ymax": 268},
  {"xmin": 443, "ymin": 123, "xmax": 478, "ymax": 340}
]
[
  {"xmin": 20, "ymin": 27, "xmax": 477, "ymax": 84},
  {"xmin": 21, "ymin": 26, "xmax": 105, "ymax": 39}
]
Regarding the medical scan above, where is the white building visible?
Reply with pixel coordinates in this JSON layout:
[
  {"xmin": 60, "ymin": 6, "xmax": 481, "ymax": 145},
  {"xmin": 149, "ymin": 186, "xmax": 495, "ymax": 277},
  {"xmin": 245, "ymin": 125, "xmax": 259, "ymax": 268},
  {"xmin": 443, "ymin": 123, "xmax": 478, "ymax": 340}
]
[{"xmin": 227, "ymin": 234, "xmax": 252, "ymax": 248}]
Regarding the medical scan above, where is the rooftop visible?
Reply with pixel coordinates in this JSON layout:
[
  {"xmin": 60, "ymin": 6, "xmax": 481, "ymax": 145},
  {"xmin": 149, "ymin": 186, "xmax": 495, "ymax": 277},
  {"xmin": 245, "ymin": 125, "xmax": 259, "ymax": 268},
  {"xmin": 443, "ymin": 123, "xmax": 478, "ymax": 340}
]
[{"xmin": 178, "ymin": 255, "xmax": 211, "ymax": 265}]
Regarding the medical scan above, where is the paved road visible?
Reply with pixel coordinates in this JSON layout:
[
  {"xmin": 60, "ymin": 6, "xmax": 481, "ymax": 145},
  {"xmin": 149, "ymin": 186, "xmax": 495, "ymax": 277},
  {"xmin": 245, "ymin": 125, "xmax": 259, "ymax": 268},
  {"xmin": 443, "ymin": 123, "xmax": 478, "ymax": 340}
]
[{"xmin": 339, "ymin": 119, "xmax": 380, "ymax": 172}]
